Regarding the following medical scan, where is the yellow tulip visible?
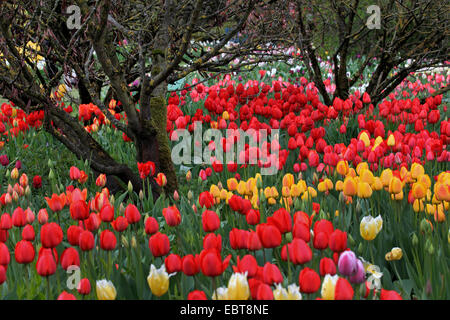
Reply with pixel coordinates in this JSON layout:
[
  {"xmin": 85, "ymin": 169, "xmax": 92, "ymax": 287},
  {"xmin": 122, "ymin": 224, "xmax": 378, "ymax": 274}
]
[
  {"xmin": 237, "ymin": 181, "xmax": 247, "ymax": 195},
  {"xmin": 290, "ymin": 184, "xmax": 301, "ymax": 197},
  {"xmin": 391, "ymin": 190, "xmax": 404, "ymax": 201},
  {"xmin": 385, "ymin": 247, "xmax": 403, "ymax": 261},
  {"xmin": 222, "ymin": 111, "xmax": 230, "ymax": 120},
  {"xmin": 356, "ymin": 162, "xmax": 369, "ymax": 176},
  {"xmin": 425, "ymin": 204, "xmax": 435, "ymax": 215},
  {"xmin": 347, "ymin": 168, "xmax": 357, "ymax": 178},
  {"xmin": 371, "ymin": 177, "xmax": 383, "ymax": 191},
  {"xmin": 357, "ymin": 182, "xmax": 373, "ymax": 198},
  {"xmin": 282, "ymin": 173, "xmax": 295, "ymax": 188},
  {"xmin": 380, "ymin": 169, "xmax": 393, "ymax": 187},
  {"xmin": 413, "ymin": 199, "xmax": 424, "ymax": 212},
  {"xmin": 360, "ymin": 215, "xmax": 382, "ymax": 241},
  {"xmin": 297, "ymin": 180, "xmax": 307, "ymax": 194},
  {"xmin": 416, "ymin": 174, "xmax": 431, "ymax": 189},
  {"xmin": 434, "ymin": 204, "xmax": 446, "ymax": 222},
  {"xmin": 410, "ymin": 163, "xmax": 425, "ymax": 180},
  {"xmin": 210, "ymin": 185, "xmax": 221, "ymax": 198},
  {"xmin": 343, "ymin": 177, "xmax": 357, "ymax": 196},
  {"xmin": 336, "ymin": 160, "xmax": 349, "ymax": 176},
  {"xmin": 321, "ymin": 274, "xmax": 338, "ymax": 300},
  {"xmin": 435, "ymin": 181, "xmax": 450, "ymax": 202},
  {"xmin": 307, "ymin": 187, "xmax": 317, "ymax": 198},
  {"xmin": 11, "ymin": 168, "xmax": 19, "ymax": 180},
  {"xmin": 227, "ymin": 178, "xmax": 238, "ymax": 191},
  {"xmin": 411, "ymin": 182, "xmax": 427, "ymax": 200},
  {"xmin": 282, "ymin": 186, "xmax": 291, "ymax": 198},
  {"xmin": 96, "ymin": 280, "xmax": 117, "ymax": 300},
  {"xmin": 147, "ymin": 264, "xmax": 174, "ymax": 297},
  {"xmin": 273, "ymin": 284, "xmax": 302, "ymax": 300},
  {"xmin": 227, "ymin": 273, "xmax": 250, "ymax": 300},
  {"xmin": 387, "ymin": 134, "xmax": 395, "ymax": 147},
  {"xmin": 335, "ymin": 180, "xmax": 344, "ymax": 191},
  {"xmin": 359, "ymin": 132, "xmax": 370, "ymax": 148},
  {"xmin": 388, "ymin": 177, "xmax": 403, "ymax": 194},
  {"xmin": 360, "ymin": 169, "xmax": 375, "ymax": 185}
]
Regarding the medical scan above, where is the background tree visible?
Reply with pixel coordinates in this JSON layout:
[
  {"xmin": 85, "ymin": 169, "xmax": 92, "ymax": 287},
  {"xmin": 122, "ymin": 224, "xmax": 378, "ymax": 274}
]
[
  {"xmin": 0, "ymin": 0, "xmax": 293, "ymax": 198},
  {"xmin": 293, "ymin": 0, "xmax": 449, "ymax": 106}
]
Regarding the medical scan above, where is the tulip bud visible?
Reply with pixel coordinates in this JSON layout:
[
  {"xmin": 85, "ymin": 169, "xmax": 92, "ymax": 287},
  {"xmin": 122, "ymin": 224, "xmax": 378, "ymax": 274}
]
[
  {"xmin": 5, "ymin": 170, "xmax": 10, "ymax": 178},
  {"xmin": 139, "ymin": 190, "xmax": 144, "ymax": 201},
  {"xmin": 356, "ymin": 200, "xmax": 362, "ymax": 215},
  {"xmin": 411, "ymin": 233, "xmax": 419, "ymax": 247},
  {"xmin": 11, "ymin": 168, "xmax": 19, "ymax": 180},
  {"xmin": 119, "ymin": 203, "xmax": 125, "ymax": 215},
  {"xmin": 110, "ymin": 194, "xmax": 115, "ymax": 205},
  {"xmin": 48, "ymin": 169, "xmax": 55, "ymax": 180},
  {"xmin": 24, "ymin": 186, "xmax": 31, "ymax": 196},
  {"xmin": 127, "ymin": 181, "xmax": 133, "ymax": 193},
  {"xmin": 121, "ymin": 235, "xmax": 129, "ymax": 248},
  {"xmin": 348, "ymin": 234, "xmax": 355, "ymax": 247},
  {"xmin": 12, "ymin": 191, "xmax": 19, "ymax": 202},
  {"xmin": 448, "ymin": 228, "xmax": 450, "ymax": 244},
  {"xmin": 187, "ymin": 190, "xmax": 193, "ymax": 201},
  {"xmin": 294, "ymin": 198, "xmax": 301, "ymax": 210},
  {"xmin": 131, "ymin": 236, "xmax": 137, "ymax": 248},
  {"xmin": 427, "ymin": 242, "xmax": 434, "ymax": 255},
  {"xmin": 186, "ymin": 170, "xmax": 192, "ymax": 181},
  {"xmin": 173, "ymin": 190, "xmax": 180, "ymax": 201},
  {"xmin": 357, "ymin": 243, "xmax": 364, "ymax": 255},
  {"xmin": 420, "ymin": 219, "xmax": 432, "ymax": 234},
  {"xmin": 48, "ymin": 159, "xmax": 53, "ymax": 168}
]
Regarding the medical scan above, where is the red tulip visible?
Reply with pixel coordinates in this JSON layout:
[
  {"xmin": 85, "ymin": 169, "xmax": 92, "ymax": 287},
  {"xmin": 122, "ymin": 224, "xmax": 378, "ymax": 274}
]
[
  {"xmin": 84, "ymin": 213, "xmax": 101, "ymax": 231},
  {"xmin": 41, "ymin": 222, "xmax": 63, "ymax": 248},
  {"xmin": 0, "ymin": 213, "xmax": 12, "ymax": 230},
  {"xmin": 32, "ymin": 175, "xmax": 42, "ymax": 189},
  {"xmin": 77, "ymin": 278, "xmax": 91, "ymax": 295},
  {"xmin": 15, "ymin": 240, "xmax": 35, "ymax": 264},
  {"xmin": 58, "ymin": 291, "xmax": 77, "ymax": 300},
  {"xmin": 0, "ymin": 265, "xmax": 6, "ymax": 284},
  {"xmin": 281, "ymin": 238, "xmax": 312, "ymax": 265},
  {"xmin": 247, "ymin": 230, "xmax": 262, "ymax": 251},
  {"xmin": 21, "ymin": 224, "xmax": 35, "ymax": 241},
  {"xmin": 256, "ymin": 283, "xmax": 274, "ymax": 300},
  {"xmin": 203, "ymin": 233, "xmax": 222, "ymax": 252},
  {"xmin": 188, "ymin": 290, "xmax": 207, "ymax": 300},
  {"xmin": 298, "ymin": 267, "xmax": 320, "ymax": 294},
  {"xmin": 262, "ymin": 262, "xmax": 283, "ymax": 285},
  {"xmin": 232, "ymin": 255, "xmax": 258, "ymax": 278},
  {"xmin": 246, "ymin": 209, "xmax": 260, "ymax": 225},
  {"xmin": 267, "ymin": 208, "xmax": 292, "ymax": 234},
  {"xmin": 99, "ymin": 204, "xmax": 115, "ymax": 222},
  {"xmin": 36, "ymin": 251, "xmax": 56, "ymax": 277},
  {"xmin": 67, "ymin": 225, "xmax": 83, "ymax": 246},
  {"xmin": 144, "ymin": 216, "xmax": 158, "ymax": 235},
  {"xmin": 112, "ymin": 216, "xmax": 129, "ymax": 232},
  {"xmin": 124, "ymin": 204, "xmax": 141, "ymax": 224},
  {"xmin": 45, "ymin": 193, "xmax": 67, "ymax": 212},
  {"xmin": 199, "ymin": 249, "xmax": 231, "ymax": 277},
  {"xmin": 69, "ymin": 166, "xmax": 81, "ymax": 180},
  {"xmin": 329, "ymin": 229, "xmax": 347, "ymax": 253},
  {"xmin": 228, "ymin": 195, "xmax": 242, "ymax": 212},
  {"xmin": 100, "ymin": 230, "xmax": 117, "ymax": 251},
  {"xmin": 256, "ymin": 223, "xmax": 282, "ymax": 249},
  {"xmin": 163, "ymin": 205, "xmax": 181, "ymax": 227},
  {"xmin": 313, "ymin": 232, "xmax": 329, "ymax": 250},
  {"xmin": 12, "ymin": 207, "xmax": 27, "ymax": 227},
  {"xmin": 319, "ymin": 257, "xmax": 337, "ymax": 277},
  {"xmin": 199, "ymin": 191, "xmax": 214, "ymax": 209},
  {"xmin": 380, "ymin": 289, "xmax": 403, "ymax": 300},
  {"xmin": 0, "ymin": 242, "xmax": 10, "ymax": 265},
  {"xmin": 60, "ymin": 247, "xmax": 80, "ymax": 270},
  {"xmin": 292, "ymin": 222, "xmax": 310, "ymax": 242},
  {"xmin": 165, "ymin": 254, "xmax": 182, "ymax": 274},
  {"xmin": 38, "ymin": 209, "xmax": 48, "ymax": 225},
  {"xmin": 229, "ymin": 228, "xmax": 249, "ymax": 250},
  {"xmin": 149, "ymin": 232, "xmax": 170, "ymax": 257},
  {"xmin": 202, "ymin": 210, "xmax": 220, "ymax": 232},
  {"xmin": 181, "ymin": 254, "xmax": 200, "ymax": 276},
  {"xmin": 335, "ymin": 277, "xmax": 354, "ymax": 300},
  {"xmin": 70, "ymin": 200, "xmax": 89, "ymax": 220},
  {"xmin": 79, "ymin": 230, "xmax": 95, "ymax": 251}
]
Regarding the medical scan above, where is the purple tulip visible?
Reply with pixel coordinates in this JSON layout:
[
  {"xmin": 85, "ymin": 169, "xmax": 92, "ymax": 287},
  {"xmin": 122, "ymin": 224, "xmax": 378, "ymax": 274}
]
[
  {"xmin": 349, "ymin": 259, "xmax": 365, "ymax": 284},
  {"xmin": 338, "ymin": 250, "xmax": 358, "ymax": 276},
  {"xmin": 0, "ymin": 155, "xmax": 9, "ymax": 167}
]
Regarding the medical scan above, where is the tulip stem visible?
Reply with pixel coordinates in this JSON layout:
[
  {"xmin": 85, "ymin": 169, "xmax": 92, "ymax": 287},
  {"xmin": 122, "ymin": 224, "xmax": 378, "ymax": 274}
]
[
  {"xmin": 212, "ymin": 276, "xmax": 217, "ymax": 299},
  {"xmin": 46, "ymin": 276, "xmax": 50, "ymax": 300}
]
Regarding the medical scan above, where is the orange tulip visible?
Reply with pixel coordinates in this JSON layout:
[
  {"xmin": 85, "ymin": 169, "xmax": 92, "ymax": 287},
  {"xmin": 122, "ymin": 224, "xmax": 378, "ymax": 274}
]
[
  {"xmin": 45, "ymin": 193, "xmax": 67, "ymax": 212},
  {"xmin": 343, "ymin": 177, "xmax": 357, "ymax": 197}
]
